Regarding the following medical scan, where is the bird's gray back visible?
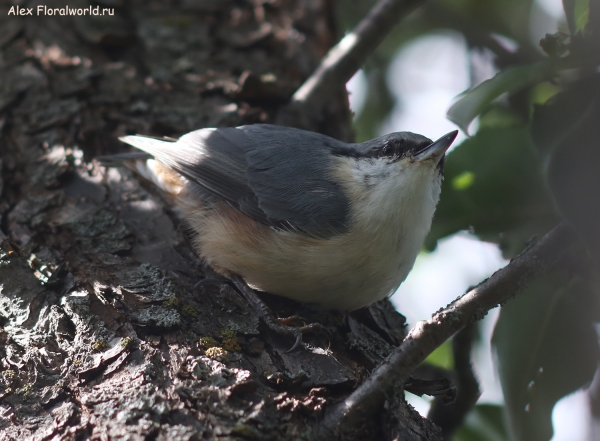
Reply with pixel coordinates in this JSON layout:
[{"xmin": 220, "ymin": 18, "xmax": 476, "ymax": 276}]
[
  {"xmin": 236, "ymin": 125, "xmax": 350, "ymax": 236},
  {"xmin": 124, "ymin": 124, "xmax": 352, "ymax": 238}
]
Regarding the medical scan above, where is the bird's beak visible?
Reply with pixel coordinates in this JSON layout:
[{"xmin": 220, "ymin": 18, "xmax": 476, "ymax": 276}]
[{"xmin": 416, "ymin": 130, "xmax": 458, "ymax": 163}]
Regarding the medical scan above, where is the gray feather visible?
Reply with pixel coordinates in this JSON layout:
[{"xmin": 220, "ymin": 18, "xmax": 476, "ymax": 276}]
[{"xmin": 119, "ymin": 124, "xmax": 351, "ymax": 238}]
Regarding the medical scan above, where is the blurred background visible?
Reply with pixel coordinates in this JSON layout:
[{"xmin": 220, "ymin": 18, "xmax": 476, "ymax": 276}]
[{"xmin": 341, "ymin": 0, "xmax": 600, "ymax": 439}]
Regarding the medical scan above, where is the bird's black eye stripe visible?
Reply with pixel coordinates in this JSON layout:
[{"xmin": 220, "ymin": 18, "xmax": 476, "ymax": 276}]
[
  {"xmin": 379, "ymin": 140, "xmax": 402, "ymax": 159},
  {"xmin": 328, "ymin": 133, "xmax": 433, "ymax": 160}
]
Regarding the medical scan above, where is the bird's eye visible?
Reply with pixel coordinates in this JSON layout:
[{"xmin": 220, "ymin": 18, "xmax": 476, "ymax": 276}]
[{"xmin": 381, "ymin": 140, "xmax": 400, "ymax": 157}]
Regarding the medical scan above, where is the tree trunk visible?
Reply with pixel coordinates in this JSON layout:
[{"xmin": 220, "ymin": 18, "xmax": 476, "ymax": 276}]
[{"xmin": 0, "ymin": 1, "xmax": 442, "ymax": 439}]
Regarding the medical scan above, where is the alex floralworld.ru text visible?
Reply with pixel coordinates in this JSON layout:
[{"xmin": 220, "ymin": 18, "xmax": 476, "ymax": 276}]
[{"xmin": 8, "ymin": 5, "xmax": 114, "ymax": 16}]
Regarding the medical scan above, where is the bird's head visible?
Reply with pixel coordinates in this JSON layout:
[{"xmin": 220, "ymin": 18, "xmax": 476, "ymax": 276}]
[
  {"xmin": 358, "ymin": 130, "xmax": 458, "ymax": 173},
  {"xmin": 327, "ymin": 129, "xmax": 459, "ymax": 230}
]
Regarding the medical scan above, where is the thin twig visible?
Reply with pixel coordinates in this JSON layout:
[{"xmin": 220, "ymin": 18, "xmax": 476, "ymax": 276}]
[
  {"xmin": 315, "ymin": 222, "xmax": 575, "ymax": 439},
  {"xmin": 290, "ymin": 0, "xmax": 425, "ymax": 110}
]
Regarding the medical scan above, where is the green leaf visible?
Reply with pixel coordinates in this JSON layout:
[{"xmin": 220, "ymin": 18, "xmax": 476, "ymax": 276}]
[
  {"xmin": 574, "ymin": 0, "xmax": 590, "ymax": 31},
  {"xmin": 425, "ymin": 339, "xmax": 454, "ymax": 369},
  {"xmin": 477, "ymin": 106, "xmax": 525, "ymax": 130},
  {"xmin": 492, "ymin": 272, "xmax": 599, "ymax": 441},
  {"xmin": 454, "ymin": 404, "xmax": 509, "ymax": 441},
  {"xmin": 426, "ymin": 126, "xmax": 560, "ymax": 257},
  {"xmin": 532, "ymin": 77, "xmax": 600, "ymax": 261},
  {"xmin": 563, "ymin": 0, "xmax": 578, "ymax": 33},
  {"xmin": 530, "ymin": 82, "xmax": 561, "ymax": 106},
  {"xmin": 447, "ymin": 62, "xmax": 555, "ymax": 134},
  {"xmin": 452, "ymin": 171, "xmax": 475, "ymax": 190}
]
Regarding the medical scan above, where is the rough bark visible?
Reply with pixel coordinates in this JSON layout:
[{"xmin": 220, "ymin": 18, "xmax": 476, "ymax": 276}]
[{"xmin": 0, "ymin": 1, "xmax": 441, "ymax": 440}]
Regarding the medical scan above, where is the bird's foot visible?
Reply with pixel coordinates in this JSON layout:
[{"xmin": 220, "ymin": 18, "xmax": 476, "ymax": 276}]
[
  {"xmin": 227, "ymin": 275, "xmax": 328, "ymax": 352},
  {"xmin": 404, "ymin": 377, "xmax": 457, "ymax": 405},
  {"xmin": 276, "ymin": 317, "xmax": 329, "ymax": 352}
]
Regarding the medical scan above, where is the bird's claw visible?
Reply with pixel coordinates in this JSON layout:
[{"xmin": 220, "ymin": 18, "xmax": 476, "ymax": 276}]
[
  {"xmin": 275, "ymin": 320, "xmax": 330, "ymax": 352},
  {"xmin": 287, "ymin": 333, "xmax": 303, "ymax": 353}
]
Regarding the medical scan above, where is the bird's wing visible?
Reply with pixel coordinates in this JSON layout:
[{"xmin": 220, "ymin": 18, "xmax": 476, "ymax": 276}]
[{"xmin": 119, "ymin": 124, "xmax": 351, "ymax": 238}]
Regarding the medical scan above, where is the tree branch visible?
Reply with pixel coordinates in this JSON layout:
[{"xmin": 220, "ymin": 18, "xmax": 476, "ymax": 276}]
[
  {"xmin": 280, "ymin": 0, "xmax": 425, "ymax": 121},
  {"xmin": 315, "ymin": 222, "xmax": 575, "ymax": 439}
]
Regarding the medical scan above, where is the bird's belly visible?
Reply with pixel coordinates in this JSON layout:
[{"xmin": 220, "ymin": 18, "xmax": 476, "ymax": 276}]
[{"xmin": 193, "ymin": 205, "xmax": 423, "ymax": 311}]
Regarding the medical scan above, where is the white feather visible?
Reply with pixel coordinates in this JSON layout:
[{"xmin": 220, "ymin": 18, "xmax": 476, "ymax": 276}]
[{"xmin": 184, "ymin": 155, "xmax": 442, "ymax": 311}]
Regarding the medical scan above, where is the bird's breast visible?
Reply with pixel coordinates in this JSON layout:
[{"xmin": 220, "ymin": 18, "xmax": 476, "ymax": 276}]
[{"xmin": 180, "ymin": 156, "xmax": 441, "ymax": 311}]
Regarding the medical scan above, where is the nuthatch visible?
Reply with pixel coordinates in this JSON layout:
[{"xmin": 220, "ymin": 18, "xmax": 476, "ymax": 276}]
[{"xmin": 101, "ymin": 124, "xmax": 457, "ymax": 311}]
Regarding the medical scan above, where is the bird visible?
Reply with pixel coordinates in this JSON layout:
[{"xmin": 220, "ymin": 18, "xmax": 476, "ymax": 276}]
[{"xmin": 99, "ymin": 124, "xmax": 457, "ymax": 313}]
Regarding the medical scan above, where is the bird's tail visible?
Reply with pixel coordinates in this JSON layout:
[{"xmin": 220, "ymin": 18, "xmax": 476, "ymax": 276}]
[{"xmin": 96, "ymin": 136, "xmax": 184, "ymax": 195}]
